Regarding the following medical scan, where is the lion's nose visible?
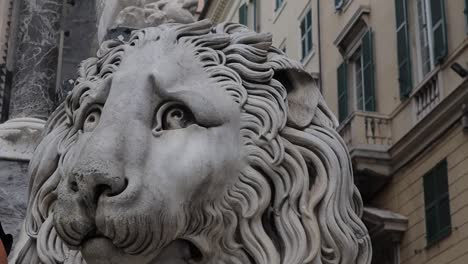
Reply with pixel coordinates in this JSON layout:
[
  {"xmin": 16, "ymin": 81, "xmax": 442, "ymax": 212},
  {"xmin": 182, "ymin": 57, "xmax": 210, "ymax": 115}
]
[{"xmin": 68, "ymin": 167, "xmax": 129, "ymax": 204}]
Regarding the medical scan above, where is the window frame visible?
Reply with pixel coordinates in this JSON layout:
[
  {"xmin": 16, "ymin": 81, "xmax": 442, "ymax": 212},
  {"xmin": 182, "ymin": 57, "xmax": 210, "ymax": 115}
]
[
  {"xmin": 351, "ymin": 49, "xmax": 365, "ymax": 111},
  {"xmin": 275, "ymin": 0, "xmax": 285, "ymax": 11},
  {"xmin": 335, "ymin": 0, "xmax": 349, "ymax": 11},
  {"xmin": 395, "ymin": 0, "xmax": 413, "ymax": 98},
  {"xmin": 239, "ymin": 3, "xmax": 249, "ymax": 26},
  {"xmin": 239, "ymin": 1, "xmax": 258, "ymax": 31},
  {"xmin": 337, "ymin": 26, "xmax": 376, "ymax": 123},
  {"xmin": 300, "ymin": 8, "xmax": 313, "ymax": 60},
  {"xmin": 415, "ymin": 0, "xmax": 435, "ymax": 81},
  {"xmin": 413, "ymin": 0, "xmax": 448, "ymax": 81}
]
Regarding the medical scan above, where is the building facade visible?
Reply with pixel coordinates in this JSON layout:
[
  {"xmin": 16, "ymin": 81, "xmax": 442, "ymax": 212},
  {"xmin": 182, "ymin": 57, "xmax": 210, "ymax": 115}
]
[
  {"xmin": 201, "ymin": 0, "xmax": 468, "ymax": 263},
  {"xmin": 200, "ymin": 0, "xmax": 320, "ymax": 77}
]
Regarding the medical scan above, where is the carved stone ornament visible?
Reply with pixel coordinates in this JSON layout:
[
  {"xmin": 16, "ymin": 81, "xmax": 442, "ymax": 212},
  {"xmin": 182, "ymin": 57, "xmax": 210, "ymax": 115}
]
[
  {"xmin": 10, "ymin": 20, "xmax": 372, "ymax": 264},
  {"xmin": 0, "ymin": 118, "xmax": 46, "ymax": 161},
  {"xmin": 97, "ymin": 0, "xmax": 199, "ymax": 42},
  {"xmin": 113, "ymin": 0, "xmax": 199, "ymax": 29}
]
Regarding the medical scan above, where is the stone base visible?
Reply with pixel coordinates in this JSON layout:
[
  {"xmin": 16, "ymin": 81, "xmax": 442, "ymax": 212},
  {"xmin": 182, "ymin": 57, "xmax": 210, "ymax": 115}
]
[
  {"xmin": 0, "ymin": 159, "xmax": 29, "ymax": 240},
  {"xmin": 0, "ymin": 118, "xmax": 45, "ymax": 241},
  {"xmin": 0, "ymin": 118, "xmax": 45, "ymax": 161}
]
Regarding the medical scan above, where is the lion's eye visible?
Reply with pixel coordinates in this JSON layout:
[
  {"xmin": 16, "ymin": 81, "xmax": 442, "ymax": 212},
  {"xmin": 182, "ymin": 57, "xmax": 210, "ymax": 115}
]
[
  {"xmin": 83, "ymin": 110, "xmax": 101, "ymax": 132},
  {"xmin": 162, "ymin": 105, "xmax": 195, "ymax": 130},
  {"xmin": 153, "ymin": 102, "xmax": 197, "ymax": 136}
]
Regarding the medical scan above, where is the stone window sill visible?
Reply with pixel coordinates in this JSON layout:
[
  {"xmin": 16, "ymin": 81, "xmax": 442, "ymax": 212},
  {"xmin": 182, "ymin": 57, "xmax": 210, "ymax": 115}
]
[
  {"xmin": 301, "ymin": 49, "xmax": 315, "ymax": 66},
  {"xmin": 273, "ymin": 1, "xmax": 287, "ymax": 24}
]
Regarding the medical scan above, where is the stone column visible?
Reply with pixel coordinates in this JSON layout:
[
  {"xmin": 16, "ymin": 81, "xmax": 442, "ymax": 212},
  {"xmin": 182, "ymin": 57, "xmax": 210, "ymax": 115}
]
[
  {"xmin": 9, "ymin": 0, "xmax": 64, "ymax": 120},
  {"xmin": 0, "ymin": 0, "xmax": 64, "ymax": 240}
]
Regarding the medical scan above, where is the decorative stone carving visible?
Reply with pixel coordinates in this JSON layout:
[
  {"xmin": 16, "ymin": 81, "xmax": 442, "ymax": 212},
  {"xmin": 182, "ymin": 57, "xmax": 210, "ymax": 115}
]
[
  {"xmin": 0, "ymin": 118, "xmax": 45, "ymax": 160},
  {"xmin": 113, "ymin": 0, "xmax": 199, "ymax": 29},
  {"xmin": 11, "ymin": 20, "xmax": 371, "ymax": 264},
  {"xmin": 97, "ymin": 0, "xmax": 199, "ymax": 43}
]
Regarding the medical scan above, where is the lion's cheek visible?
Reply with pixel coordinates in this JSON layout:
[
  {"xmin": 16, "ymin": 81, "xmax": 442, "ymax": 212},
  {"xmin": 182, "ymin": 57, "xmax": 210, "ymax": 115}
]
[{"xmin": 142, "ymin": 125, "xmax": 239, "ymax": 206}]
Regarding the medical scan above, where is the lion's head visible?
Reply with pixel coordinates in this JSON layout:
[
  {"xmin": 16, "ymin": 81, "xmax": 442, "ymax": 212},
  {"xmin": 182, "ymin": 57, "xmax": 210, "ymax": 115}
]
[{"xmin": 11, "ymin": 20, "xmax": 371, "ymax": 264}]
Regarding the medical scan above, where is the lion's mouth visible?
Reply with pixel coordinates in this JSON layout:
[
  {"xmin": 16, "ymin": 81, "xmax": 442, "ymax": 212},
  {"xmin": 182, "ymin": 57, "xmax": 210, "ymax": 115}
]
[
  {"xmin": 80, "ymin": 236, "xmax": 203, "ymax": 264},
  {"xmin": 81, "ymin": 237, "xmax": 123, "ymax": 264}
]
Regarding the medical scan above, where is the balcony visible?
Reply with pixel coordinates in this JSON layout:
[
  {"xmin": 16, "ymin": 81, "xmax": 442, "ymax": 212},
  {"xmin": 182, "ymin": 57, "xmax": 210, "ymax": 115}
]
[
  {"xmin": 338, "ymin": 111, "xmax": 392, "ymax": 201},
  {"xmin": 339, "ymin": 111, "xmax": 392, "ymax": 147},
  {"xmin": 413, "ymin": 71, "xmax": 441, "ymax": 121}
]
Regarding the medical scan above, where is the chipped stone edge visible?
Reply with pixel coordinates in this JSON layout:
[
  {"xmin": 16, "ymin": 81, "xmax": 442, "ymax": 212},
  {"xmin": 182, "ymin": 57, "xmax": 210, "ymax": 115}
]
[{"xmin": 0, "ymin": 118, "xmax": 45, "ymax": 161}]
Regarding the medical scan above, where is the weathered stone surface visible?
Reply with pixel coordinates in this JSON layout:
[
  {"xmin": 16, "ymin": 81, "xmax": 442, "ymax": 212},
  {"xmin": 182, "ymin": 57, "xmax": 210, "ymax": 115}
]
[
  {"xmin": 9, "ymin": 0, "xmax": 64, "ymax": 120},
  {"xmin": 11, "ymin": 20, "xmax": 372, "ymax": 264},
  {"xmin": 0, "ymin": 160, "xmax": 28, "ymax": 240},
  {"xmin": 0, "ymin": 118, "xmax": 45, "ymax": 161},
  {"xmin": 96, "ymin": 0, "xmax": 198, "ymax": 42}
]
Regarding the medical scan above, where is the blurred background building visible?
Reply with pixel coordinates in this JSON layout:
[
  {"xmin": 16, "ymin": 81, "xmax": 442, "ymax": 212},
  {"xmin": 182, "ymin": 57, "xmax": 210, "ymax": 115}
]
[{"xmin": 200, "ymin": 0, "xmax": 468, "ymax": 264}]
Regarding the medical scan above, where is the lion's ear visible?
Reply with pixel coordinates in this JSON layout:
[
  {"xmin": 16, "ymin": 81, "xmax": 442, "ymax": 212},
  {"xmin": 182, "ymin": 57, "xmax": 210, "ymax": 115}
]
[{"xmin": 274, "ymin": 68, "xmax": 320, "ymax": 129}]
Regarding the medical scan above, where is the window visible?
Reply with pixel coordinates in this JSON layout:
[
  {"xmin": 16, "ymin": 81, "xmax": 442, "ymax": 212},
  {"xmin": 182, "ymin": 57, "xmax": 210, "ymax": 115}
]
[
  {"xmin": 423, "ymin": 159, "xmax": 451, "ymax": 246},
  {"xmin": 300, "ymin": 9, "xmax": 313, "ymax": 60},
  {"xmin": 353, "ymin": 50, "xmax": 365, "ymax": 111},
  {"xmin": 415, "ymin": 0, "xmax": 447, "ymax": 79},
  {"xmin": 275, "ymin": 0, "xmax": 284, "ymax": 11},
  {"xmin": 394, "ymin": 0, "xmax": 413, "ymax": 98},
  {"xmin": 239, "ymin": 1, "xmax": 258, "ymax": 31},
  {"xmin": 239, "ymin": 3, "xmax": 248, "ymax": 26},
  {"xmin": 337, "ymin": 63, "xmax": 348, "ymax": 122},
  {"xmin": 337, "ymin": 29, "xmax": 376, "ymax": 122}
]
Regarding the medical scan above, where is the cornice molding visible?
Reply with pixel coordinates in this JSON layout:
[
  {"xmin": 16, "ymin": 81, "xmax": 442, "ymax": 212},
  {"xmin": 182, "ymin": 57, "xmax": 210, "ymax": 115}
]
[
  {"xmin": 333, "ymin": 5, "xmax": 371, "ymax": 48},
  {"xmin": 389, "ymin": 79, "xmax": 468, "ymax": 174}
]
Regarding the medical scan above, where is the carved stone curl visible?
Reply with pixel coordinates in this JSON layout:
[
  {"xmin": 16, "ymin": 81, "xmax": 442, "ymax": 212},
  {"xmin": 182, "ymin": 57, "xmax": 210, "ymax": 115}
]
[
  {"xmin": 113, "ymin": 0, "xmax": 199, "ymax": 29},
  {"xmin": 10, "ymin": 20, "xmax": 371, "ymax": 264}
]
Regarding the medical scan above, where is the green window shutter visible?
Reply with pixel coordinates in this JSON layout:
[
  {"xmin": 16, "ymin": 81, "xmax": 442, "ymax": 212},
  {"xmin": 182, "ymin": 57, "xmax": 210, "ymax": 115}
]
[
  {"xmin": 395, "ymin": 0, "xmax": 413, "ymax": 98},
  {"xmin": 301, "ymin": 10, "xmax": 313, "ymax": 59},
  {"xmin": 424, "ymin": 168, "xmax": 438, "ymax": 242},
  {"xmin": 337, "ymin": 62, "xmax": 348, "ymax": 122},
  {"xmin": 362, "ymin": 29, "xmax": 376, "ymax": 112},
  {"xmin": 239, "ymin": 3, "xmax": 248, "ymax": 26},
  {"xmin": 424, "ymin": 159, "xmax": 451, "ymax": 245},
  {"xmin": 430, "ymin": 0, "xmax": 448, "ymax": 63},
  {"xmin": 436, "ymin": 160, "xmax": 451, "ymax": 234}
]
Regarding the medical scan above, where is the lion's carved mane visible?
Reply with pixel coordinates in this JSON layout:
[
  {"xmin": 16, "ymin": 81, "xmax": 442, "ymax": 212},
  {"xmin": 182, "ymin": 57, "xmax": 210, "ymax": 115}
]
[{"xmin": 11, "ymin": 20, "xmax": 371, "ymax": 264}]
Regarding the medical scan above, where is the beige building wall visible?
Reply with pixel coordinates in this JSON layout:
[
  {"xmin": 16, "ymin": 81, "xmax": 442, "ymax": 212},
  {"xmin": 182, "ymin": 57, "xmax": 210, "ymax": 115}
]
[
  {"xmin": 202, "ymin": 0, "xmax": 468, "ymax": 263},
  {"xmin": 375, "ymin": 126, "xmax": 468, "ymax": 264},
  {"xmin": 202, "ymin": 0, "xmax": 319, "ymax": 75}
]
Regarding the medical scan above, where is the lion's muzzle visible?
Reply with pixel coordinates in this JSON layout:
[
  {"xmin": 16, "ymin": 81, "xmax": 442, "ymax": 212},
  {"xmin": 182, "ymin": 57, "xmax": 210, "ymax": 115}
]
[{"xmin": 53, "ymin": 138, "xmax": 130, "ymax": 247}]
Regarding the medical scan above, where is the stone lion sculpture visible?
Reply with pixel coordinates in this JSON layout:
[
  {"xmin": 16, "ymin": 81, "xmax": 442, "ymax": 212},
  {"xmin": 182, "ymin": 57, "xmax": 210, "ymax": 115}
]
[{"xmin": 11, "ymin": 20, "xmax": 371, "ymax": 264}]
